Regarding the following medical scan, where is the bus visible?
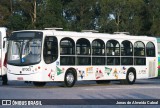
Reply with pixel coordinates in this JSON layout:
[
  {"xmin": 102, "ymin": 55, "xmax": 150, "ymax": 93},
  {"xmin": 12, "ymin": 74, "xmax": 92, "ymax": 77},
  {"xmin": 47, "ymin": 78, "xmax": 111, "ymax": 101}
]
[
  {"xmin": 0, "ymin": 27, "xmax": 8, "ymax": 84},
  {"xmin": 157, "ymin": 38, "xmax": 160, "ymax": 76},
  {"xmin": 7, "ymin": 29, "xmax": 158, "ymax": 87}
]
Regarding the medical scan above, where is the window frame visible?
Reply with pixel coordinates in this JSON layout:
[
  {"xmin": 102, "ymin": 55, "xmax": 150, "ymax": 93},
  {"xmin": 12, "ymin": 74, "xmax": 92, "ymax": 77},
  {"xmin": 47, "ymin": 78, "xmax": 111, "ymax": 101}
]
[
  {"xmin": 76, "ymin": 38, "xmax": 91, "ymax": 65},
  {"xmin": 121, "ymin": 40, "xmax": 133, "ymax": 56},
  {"xmin": 60, "ymin": 37, "xmax": 75, "ymax": 55},
  {"xmin": 106, "ymin": 40, "xmax": 120, "ymax": 56},
  {"xmin": 92, "ymin": 39, "xmax": 105, "ymax": 56},
  {"xmin": 146, "ymin": 41, "xmax": 155, "ymax": 57},
  {"xmin": 60, "ymin": 37, "xmax": 75, "ymax": 65},
  {"xmin": 134, "ymin": 41, "xmax": 145, "ymax": 56}
]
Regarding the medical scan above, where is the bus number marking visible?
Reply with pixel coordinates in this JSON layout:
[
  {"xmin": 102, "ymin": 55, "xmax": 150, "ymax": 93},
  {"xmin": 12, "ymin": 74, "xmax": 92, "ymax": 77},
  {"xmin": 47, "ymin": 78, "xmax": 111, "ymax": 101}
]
[{"xmin": 22, "ymin": 68, "xmax": 31, "ymax": 71}]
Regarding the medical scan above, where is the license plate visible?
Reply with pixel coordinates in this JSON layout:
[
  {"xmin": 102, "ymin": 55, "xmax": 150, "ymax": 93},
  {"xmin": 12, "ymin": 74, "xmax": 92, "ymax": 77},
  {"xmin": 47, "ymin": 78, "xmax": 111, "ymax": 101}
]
[{"xmin": 17, "ymin": 77, "xmax": 23, "ymax": 80}]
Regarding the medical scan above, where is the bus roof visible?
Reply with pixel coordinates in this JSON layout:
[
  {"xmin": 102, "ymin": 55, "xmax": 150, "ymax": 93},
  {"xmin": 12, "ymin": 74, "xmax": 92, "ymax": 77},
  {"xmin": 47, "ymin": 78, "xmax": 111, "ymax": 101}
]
[{"xmin": 13, "ymin": 29, "xmax": 156, "ymax": 41}]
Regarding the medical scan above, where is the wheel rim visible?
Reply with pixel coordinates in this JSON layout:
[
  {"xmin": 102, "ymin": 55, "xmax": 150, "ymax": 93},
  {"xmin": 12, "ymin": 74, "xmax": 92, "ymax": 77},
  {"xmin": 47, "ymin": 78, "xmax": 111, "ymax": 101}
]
[
  {"xmin": 66, "ymin": 73, "xmax": 74, "ymax": 84},
  {"xmin": 128, "ymin": 72, "xmax": 134, "ymax": 82}
]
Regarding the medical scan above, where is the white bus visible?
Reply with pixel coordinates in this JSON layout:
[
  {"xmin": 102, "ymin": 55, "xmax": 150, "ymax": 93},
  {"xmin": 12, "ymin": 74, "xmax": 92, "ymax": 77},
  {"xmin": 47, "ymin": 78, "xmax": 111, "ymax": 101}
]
[
  {"xmin": 7, "ymin": 29, "xmax": 158, "ymax": 87},
  {"xmin": 0, "ymin": 27, "xmax": 8, "ymax": 84}
]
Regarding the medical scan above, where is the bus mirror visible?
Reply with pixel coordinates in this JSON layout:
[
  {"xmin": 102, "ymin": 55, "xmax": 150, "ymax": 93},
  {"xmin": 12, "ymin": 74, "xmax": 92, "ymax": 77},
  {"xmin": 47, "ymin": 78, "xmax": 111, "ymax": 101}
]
[
  {"xmin": 3, "ymin": 41, "xmax": 5, "ymax": 48},
  {"xmin": 3, "ymin": 37, "xmax": 8, "ymax": 48}
]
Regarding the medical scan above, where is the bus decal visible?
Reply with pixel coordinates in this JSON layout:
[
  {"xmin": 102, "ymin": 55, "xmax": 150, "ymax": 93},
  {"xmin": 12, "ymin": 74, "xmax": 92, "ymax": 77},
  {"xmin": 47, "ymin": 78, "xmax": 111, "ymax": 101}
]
[
  {"xmin": 105, "ymin": 67, "xmax": 112, "ymax": 76},
  {"xmin": 56, "ymin": 66, "xmax": 63, "ymax": 75},
  {"xmin": 113, "ymin": 68, "xmax": 118, "ymax": 79},
  {"xmin": 138, "ymin": 70, "xmax": 146, "ymax": 74},
  {"xmin": 48, "ymin": 69, "xmax": 55, "ymax": 80},
  {"xmin": 86, "ymin": 67, "xmax": 93, "ymax": 76},
  {"xmin": 78, "ymin": 70, "xmax": 85, "ymax": 79},
  {"xmin": 121, "ymin": 67, "xmax": 126, "ymax": 74},
  {"xmin": 95, "ymin": 68, "xmax": 104, "ymax": 79},
  {"xmin": 56, "ymin": 61, "xmax": 59, "ymax": 65}
]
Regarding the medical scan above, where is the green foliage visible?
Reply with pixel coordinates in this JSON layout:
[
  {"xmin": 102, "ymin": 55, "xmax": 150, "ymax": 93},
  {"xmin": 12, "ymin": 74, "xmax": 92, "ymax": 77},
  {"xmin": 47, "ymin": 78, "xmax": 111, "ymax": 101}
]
[
  {"xmin": 36, "ymin": 0, "xmax": 65, "ymax": 29},
  {"xmin": 0, "ymin": 1, "xmax": 10, "ymax": 27},
  {"xmin": 0, "ymin": 0, "xmax": 160, "ymax": 36}
]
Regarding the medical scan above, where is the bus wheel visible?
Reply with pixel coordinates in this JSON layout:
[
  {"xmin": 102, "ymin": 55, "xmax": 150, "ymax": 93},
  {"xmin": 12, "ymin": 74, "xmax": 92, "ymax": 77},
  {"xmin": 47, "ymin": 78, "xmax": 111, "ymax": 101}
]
[
  {"xmin": 2, "ymin": 74, "xmax": 8, "ymax": 85},
  {"xmin": 33, "ymin": 82, "xmax": 46, "ymax": 87},
  {"xmin": 96, "ymin": 80, "xmax": 110, "ymax": 84},
  {"xmin": 121, "ymin": 69, "xmax": 136, "ymax": 85},
  {"xmin": 64, "ymin": 70, "xmax": 76, "ymax": 87}
]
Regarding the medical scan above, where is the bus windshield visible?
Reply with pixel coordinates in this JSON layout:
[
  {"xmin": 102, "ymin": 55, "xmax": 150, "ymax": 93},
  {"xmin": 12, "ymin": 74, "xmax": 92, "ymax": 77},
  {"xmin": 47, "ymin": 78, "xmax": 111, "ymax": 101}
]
[{"xmin": 7, "ymin": 32, "xmax": 43, "ymax": 66}]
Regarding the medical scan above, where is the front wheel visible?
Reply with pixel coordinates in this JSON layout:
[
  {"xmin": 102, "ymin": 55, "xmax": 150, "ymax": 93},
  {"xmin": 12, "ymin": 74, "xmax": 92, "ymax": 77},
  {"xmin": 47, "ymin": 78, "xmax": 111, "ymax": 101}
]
[
  {"xmin": 64, "ymin": 70, "xmax": 76, "ymax": 87},
  {"xmin": 33, "ymin": 82, "xmax": 46, "ymax": 87}
]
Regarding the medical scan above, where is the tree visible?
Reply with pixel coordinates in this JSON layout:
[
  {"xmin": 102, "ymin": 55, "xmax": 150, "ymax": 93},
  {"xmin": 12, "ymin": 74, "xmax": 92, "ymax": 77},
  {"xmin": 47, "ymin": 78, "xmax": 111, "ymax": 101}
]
[
  {"xmin": 64, "ymin": 0, "xmax": 96, "ymax": 31},
  {"xmin": 0, "ymin": 0, "xmax": 160, "ymax": 36},
  {"xmin": 0, "ymin": 0, "xmax": 10, "ymax": 27},
  {"xmin": 121, "ymin": 0, "xmax": 145, "ymax": 35},
  {"xmin": 36, "ymin": 0, "xmax": 66, "ymax": 29},
  {"xmin": 147, "ymin": 0, "xmax": 160, "ymax": 36},
  {"xmin": 17, "ymin": 0, "xmax": 37, "ymax": 29},
  {"xmin": 98, "ymin": 0, "xmax": 116, "ymax": 33},
  {"xmin": 98, "ymin": 0, "xmax": 145, "ymax": 35}
]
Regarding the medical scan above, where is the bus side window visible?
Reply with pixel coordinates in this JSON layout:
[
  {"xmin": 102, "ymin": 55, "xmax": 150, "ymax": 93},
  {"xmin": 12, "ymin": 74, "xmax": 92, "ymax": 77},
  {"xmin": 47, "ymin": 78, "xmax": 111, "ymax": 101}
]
[{"xmin": 43, "ymin": 36, "xmax": 58, "ymax": 64}]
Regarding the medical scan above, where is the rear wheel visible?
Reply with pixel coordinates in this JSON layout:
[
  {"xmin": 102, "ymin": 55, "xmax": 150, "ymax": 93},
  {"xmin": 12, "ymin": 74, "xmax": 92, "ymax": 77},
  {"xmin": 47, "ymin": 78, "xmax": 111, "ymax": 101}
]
[
  {"xmin": 127, "ymin": 71, "xmax": 136, "ymax": 84},
  {"xmin": 2, "ymin": 74, "xmax": 8, "ymax": 85},
  {"xmin": 64, "ymin": 70, "xmax": 76, "ymax": 87},
  {"xmin": 121, "ymin": 69, "xmax": 136, "ymax": 84},
  {"xmin": 33, "ymin": 82, "xmax": 46, "ymax": 87}
]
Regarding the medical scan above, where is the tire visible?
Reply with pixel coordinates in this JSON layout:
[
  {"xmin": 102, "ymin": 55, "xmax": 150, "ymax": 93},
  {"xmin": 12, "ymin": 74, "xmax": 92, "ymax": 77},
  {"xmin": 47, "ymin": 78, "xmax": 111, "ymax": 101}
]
[
  {"xmin": 33, "ymin": 82, "xmax": 46, "ymax": 87},
  {"xmin": 2, "ymin": 74, "xmax": 8, "ymax": 85},
  {"xmin": 96, "ymin": 80, "xmax": 110, "ymax": 84},
  {"xmin": 121, "ymin": 69, "xmax": 136, "ymax": 85},
  {"xmin": 64, "ymin": 70, "xmax": 76, "ymax": 87}
]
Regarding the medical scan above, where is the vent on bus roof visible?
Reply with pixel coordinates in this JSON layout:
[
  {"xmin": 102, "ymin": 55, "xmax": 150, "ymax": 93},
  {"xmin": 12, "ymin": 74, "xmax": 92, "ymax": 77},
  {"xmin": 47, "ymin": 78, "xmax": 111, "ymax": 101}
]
[
  {"xmin": 114, "ymin": 32, "xmax": 130, "ymax": 35},
  {"xmin": 44, "ymin": 28, "xmax": 63, "ymax": 30},
  {"xmin": 81, "ymin": 30, "xmax": 98, "ymax": 33}
]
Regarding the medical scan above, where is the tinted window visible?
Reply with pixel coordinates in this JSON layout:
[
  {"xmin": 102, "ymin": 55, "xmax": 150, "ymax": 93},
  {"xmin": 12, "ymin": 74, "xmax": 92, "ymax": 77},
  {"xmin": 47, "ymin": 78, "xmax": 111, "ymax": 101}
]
[
  {"xmin": 76, "ymin": 38, "xmax": 91, "ymax": 65},
  {"xmin": 121, "ymin": 57, "xmax": 133, "ymax": 65},
  {"xmin": 92, "ymin": 39, "xmax": 105, "ymax": 55},
  {"xmin": 121, "ymin": 40, "xmax": 133, "ymax": 56},
  {"xmin": 76, "ymin": 38, "xmax": 90, "ymax": 55},
  {"xmin": 146, "ymin": 42, "xmax": 155, "ymax": 57},
  {"xmin": 107, "ymin": 57, "xmax": 120, "ymax": 65},
  {"xmin": 60, "ymin": 37, "xmax": 75, "ymax": 55},
  {"xmin": 134, "ymin": 41, "xmax": 145, "ymax": 56},
  {"xmin": 43, "ymin": 36, "xmax": 58, "ymax": 64},
  {"xmin": 106, "ymin": 40, "xmax": 120, "ymax": 56},
  {"xmin": 60, "ymin": 37, "xmax": 75, "ymax": 65},
  {"xmin": 134, "ymin": 58, "xmax": 146, "ymax": 65}
]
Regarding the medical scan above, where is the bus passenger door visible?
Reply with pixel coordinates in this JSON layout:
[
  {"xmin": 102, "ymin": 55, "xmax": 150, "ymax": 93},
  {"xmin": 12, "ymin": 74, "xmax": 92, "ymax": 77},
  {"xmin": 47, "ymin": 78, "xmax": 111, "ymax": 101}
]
[{"xmin": 43, "ymin": 36, "xmax": 58, "ymax": 64}]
